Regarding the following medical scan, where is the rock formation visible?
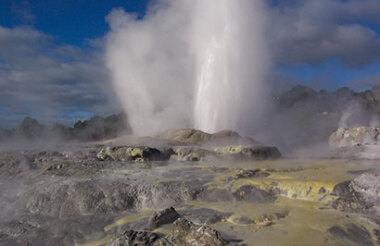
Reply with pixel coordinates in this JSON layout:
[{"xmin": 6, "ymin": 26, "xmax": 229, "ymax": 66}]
[{"xmin": 329, "ymin": 127, "xmax": 380, "ymax": 158}]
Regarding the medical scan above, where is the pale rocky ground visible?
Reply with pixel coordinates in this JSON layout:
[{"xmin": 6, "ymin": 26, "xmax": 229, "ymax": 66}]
[
  {"xmin": 329, "ymin": 127, "xmax": 380, "ymax": 159},
  {"xmin": 0, "ymin": 128, "xmax": 379, "ymax": 246}
]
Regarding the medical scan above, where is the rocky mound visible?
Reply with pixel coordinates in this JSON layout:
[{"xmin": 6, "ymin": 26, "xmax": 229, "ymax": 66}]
[
  {"xmin": 97, "ymin": 144, "xmax": 281, "ymax": 163},
  {"xmin": 97, "ymin": 128, "xmax": 281, "ymax": 162},
  {"xmin": 157, "ymin": 128, "xmax": 255, "ymax": 146},
  {"xmin": 329, "ymin": 127, "xmax": 380, "ymax": 158}
]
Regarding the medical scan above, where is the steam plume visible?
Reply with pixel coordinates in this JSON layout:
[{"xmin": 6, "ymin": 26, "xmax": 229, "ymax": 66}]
[{"xmin": 105, "ymin": 0, "xmax": 270, "ymax": 136}]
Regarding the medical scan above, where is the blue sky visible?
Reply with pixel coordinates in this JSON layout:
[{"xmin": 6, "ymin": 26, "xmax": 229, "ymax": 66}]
[
  {"xmin": 0, "ymin": 0, "xmax": 380, "ymax": 126},
  {"xmin": 0, "ymin": 0, "xmax": 149, "ymax": 46}
]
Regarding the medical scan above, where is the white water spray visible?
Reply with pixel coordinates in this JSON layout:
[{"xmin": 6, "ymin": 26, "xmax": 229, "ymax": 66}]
[{"xmin": 106, "ymin": 0, "xmax": 270, "ymax": 135}]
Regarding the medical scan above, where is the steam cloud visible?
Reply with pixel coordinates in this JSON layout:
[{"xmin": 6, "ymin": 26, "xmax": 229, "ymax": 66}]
[{"xmin": 105, "ymin": 0, "xmax": 270, "ymax": 136}]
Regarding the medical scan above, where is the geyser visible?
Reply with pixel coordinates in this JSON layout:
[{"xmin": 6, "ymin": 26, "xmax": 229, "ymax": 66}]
[{"xmin": 106, "ymin": 0, "xmax": 270, "ymax": 136}]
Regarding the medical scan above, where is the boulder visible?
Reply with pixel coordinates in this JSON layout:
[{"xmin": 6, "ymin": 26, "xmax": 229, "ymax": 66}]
[
  {"xmin": 170, "ymin": 218, "xmax": 228, "ymax": 246},
  {"xmin": 148, "ymin": 207, "xmax": 180, "ymax": 229},
  {"xmin": 97, "ymin": 146, "xmax": 172, "ymax": 162},
  {"xmin": 214, "ymin": 145, "xmax": 281, "ymax": 160}
]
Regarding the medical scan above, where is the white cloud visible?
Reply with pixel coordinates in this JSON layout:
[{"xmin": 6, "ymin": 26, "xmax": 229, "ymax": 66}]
[
  {"xmin": 269, "ymin": 0, "xmax": 380, "ymax": 67},
  {"xmin": 0, "ymin": 26, "xmax": 120, "ymax": 126}
]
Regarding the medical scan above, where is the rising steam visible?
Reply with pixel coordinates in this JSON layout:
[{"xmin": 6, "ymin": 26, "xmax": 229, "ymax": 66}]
[{"xmin": 105, "ymin": 0, "xmax": 270, "ymax": 136}]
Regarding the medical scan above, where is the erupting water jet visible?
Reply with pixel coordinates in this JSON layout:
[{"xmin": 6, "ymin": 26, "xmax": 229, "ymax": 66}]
[{"xmin": 106, "ymin": 0, "xmax": 270, "ymax": 135}]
